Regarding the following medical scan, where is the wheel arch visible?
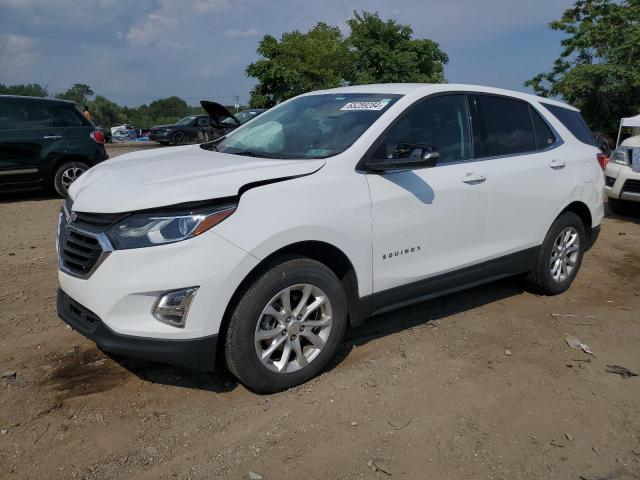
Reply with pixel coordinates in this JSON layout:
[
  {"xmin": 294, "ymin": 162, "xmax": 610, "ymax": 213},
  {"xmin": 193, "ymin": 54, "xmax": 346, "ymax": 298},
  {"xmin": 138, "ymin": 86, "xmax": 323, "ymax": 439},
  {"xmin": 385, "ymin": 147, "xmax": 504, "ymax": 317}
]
[
  {"xmin": 47, "ymin": 154, "xmax": 95, "ymax": 185},
  {"xmin": 559, "ymin": 200, "xmax": 599, "ymax": 250},
  {"xmin": 216, "ymin": 240, "xmax": 361, "ymax": 360},
  {"xmin": 561, "ymin": 201, "xmax": 592, "ymax": 231}
]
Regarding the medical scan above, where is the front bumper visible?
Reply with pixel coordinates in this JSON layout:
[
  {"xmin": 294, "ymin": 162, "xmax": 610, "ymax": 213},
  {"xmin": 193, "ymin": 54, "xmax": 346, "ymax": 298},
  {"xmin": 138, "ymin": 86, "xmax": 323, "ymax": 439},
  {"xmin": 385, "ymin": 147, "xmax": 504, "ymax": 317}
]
[
  {"xmin": 604, "ymin": 163, "xmax": 640, "ymax": 202},
  {"xmin": 57, "ymin": 289, "xmax": 218, "ymax": 370},
  {"xmin": 148, "ymin": 131, "xmax": 170, "ymax": 141}
]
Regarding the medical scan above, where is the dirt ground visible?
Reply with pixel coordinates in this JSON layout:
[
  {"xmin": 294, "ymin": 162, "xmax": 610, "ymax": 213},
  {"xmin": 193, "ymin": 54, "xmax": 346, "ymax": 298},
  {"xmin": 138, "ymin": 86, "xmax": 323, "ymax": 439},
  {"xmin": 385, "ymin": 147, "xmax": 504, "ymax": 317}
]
[{"xmin": 1, "ymin": 146, "xmax": 639, "ymax": 479}]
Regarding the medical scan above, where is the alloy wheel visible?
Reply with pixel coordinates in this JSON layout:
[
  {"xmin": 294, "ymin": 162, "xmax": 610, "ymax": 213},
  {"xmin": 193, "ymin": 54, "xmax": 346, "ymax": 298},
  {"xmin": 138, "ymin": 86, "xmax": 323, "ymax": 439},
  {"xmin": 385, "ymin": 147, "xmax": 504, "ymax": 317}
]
[
  {"xmin": 60, "ymin": 167, "xmax": 86, "ymax": 191},
  {"xmin": 550, "ymin": 226, "xmax": 580, "ymax": 282},
  {"xmin": 254, "ymin": 284, "xmax": 333, "ymax": 373}
]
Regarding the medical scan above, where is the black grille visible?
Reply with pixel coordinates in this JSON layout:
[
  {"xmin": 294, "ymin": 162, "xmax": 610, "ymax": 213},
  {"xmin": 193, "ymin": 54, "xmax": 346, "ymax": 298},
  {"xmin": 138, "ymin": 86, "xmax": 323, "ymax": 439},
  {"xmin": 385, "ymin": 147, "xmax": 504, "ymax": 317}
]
[
  {"xmin": 60, "ymin": 229, "xmax": 103, "ymax": 276},
  {"xmin": 622, "ymin": 179, "xmax": 640, "ymax": 194},
  {"xmin": 57, "ymin": 290, "xmax": 100, "ymax": 334}
]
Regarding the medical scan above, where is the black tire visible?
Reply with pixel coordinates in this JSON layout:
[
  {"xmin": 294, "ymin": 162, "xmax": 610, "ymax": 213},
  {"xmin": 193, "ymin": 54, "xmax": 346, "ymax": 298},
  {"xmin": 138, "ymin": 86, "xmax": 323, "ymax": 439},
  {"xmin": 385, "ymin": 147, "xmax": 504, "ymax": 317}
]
[
  {"xmin": 225, "ymin": 257, "xmax": 348, "ymax": 393},
  {"xmin": 525, "ymin": 212, "xmax": 586, "ymax": 295},
  {"xmin": 53, "ymin": 161, "xmax": 89, "ymax": 198},
  {"xmin": 172, "ymin": 132, "xmax": 186, "ymax": 145}
]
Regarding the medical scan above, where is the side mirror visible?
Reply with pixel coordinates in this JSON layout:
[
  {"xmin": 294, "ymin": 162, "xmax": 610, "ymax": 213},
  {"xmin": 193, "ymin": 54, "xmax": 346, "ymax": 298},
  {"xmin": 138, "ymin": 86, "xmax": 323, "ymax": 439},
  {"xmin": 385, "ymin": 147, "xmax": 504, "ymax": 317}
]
[{"xmin": 366, "ymin": 143, "xmax": 439, "ymax": 173}]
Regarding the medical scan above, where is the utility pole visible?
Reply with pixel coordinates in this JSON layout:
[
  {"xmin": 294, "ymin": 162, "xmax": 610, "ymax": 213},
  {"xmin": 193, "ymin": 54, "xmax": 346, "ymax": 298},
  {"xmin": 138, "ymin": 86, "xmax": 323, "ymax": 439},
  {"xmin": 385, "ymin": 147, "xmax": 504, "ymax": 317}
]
[{"xmin": 234, "ymin": 95, "xmax": 240, "ymax": 112}]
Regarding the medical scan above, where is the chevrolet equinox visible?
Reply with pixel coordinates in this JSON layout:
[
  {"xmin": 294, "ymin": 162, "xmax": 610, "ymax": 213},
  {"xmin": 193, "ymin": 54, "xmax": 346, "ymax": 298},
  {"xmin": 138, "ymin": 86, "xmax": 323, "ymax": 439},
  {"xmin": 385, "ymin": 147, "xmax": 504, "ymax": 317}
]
[{"xmin": 57, "ymin": 84, "xmax": 604, "ymax": 392}]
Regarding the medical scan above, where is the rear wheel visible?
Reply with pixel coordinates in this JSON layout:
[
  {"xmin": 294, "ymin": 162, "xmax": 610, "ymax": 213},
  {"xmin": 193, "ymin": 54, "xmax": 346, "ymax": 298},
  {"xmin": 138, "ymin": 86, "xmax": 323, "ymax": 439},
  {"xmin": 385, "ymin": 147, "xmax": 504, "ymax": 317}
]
[
  {"xmin": 525, "ymin": 212, "xmax": 585, "ymax": 295},
  {"xmin": 53, "ymin": 161, "xmax": 89, "ymax": 198},
  {"xmin": 225, "ymin": 257, "xmax": 348, "ymax": 393}
]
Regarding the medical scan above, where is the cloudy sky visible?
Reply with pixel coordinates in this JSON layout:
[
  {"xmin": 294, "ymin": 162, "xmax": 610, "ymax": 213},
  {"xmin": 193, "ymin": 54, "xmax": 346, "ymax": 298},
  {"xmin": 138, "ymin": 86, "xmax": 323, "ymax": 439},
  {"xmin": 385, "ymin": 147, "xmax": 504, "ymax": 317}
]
[{"xmin": 0, "ymin": 0, "xmax": 575, "ymax": 106}]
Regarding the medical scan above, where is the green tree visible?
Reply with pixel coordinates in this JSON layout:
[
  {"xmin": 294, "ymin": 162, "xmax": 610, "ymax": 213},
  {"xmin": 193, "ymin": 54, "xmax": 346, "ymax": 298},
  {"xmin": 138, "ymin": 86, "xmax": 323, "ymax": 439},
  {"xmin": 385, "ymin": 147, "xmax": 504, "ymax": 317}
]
[
  {"xmin": 146, "ymin": 96, "xmax": 190, "ymax": 124},
  {"xmin": 0, "ymin": 83, "xmax": 48, "ymax": 97},
  {"xmin": 88, "ymin": 95, "xmax": 124, "ymax": 129},
  {"xmin": 246, "ymin": 11, "xmax": 448, "ymax": 107},
  {"xmin": 246, "ymin": 23, "xmax": 350, "ymax": 107},
  {"xmin": 346, "ymin": 11, "xmax": 448, "ymax": 84},
  {"xmin": 525, "ymin": 0, "xmax": 640, "ymax": 135},
  {"xmin": 56, "ymin": 83, "xmax": 95, "ymax": 105}
]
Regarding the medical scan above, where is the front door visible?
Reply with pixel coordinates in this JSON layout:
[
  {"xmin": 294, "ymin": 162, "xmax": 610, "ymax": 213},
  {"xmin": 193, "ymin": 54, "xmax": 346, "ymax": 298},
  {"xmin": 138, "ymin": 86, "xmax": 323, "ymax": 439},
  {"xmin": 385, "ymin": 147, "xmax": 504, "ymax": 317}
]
[{"xmin": 365, "ymin": 94, "xmax": 490, "ymax": 293}]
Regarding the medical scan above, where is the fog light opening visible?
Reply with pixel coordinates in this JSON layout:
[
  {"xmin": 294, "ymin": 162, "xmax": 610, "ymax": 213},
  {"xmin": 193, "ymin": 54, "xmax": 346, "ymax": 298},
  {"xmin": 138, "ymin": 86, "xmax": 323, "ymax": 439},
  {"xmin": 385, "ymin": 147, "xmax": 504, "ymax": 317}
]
[{"xmin": 152, "ymin": 287, "xmax": 199, "ymax": 328}]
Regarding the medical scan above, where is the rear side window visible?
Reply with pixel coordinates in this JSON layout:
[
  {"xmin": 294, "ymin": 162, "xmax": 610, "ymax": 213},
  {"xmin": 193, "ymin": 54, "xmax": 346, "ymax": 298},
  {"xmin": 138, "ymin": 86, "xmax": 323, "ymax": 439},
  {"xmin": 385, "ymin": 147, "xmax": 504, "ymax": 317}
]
[
  {"xmin": 50, "ymin": 105, "xmax": 87, "ymax": 127},
  {"xmin": 542, "ymin": 103, "xmax": 595, "ymax": 146},
  {"xmin": 475, "ymin": 95, "xmax": 536, "ymax": 157},
  {"xmin": 529, "ymin": 106, "xmax": 557, "ymax": 150}
]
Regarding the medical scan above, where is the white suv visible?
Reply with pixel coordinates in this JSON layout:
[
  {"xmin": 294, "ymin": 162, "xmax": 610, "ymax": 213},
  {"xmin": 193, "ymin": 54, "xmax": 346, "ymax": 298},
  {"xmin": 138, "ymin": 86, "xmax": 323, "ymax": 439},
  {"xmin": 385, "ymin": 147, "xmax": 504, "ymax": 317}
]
[
  {"xmin": 604, "ymin": 134, "xmax": 640, "ymax": 212},
  {"xmin": 57, "ymin": 84, "xmax": 604, "ymax": 392}
]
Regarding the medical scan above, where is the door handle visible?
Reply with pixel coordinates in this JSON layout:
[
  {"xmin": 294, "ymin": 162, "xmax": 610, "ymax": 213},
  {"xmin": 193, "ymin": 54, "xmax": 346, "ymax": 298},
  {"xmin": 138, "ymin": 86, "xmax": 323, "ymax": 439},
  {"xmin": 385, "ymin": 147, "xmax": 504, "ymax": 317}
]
[
  {"xmin": 43, "ymin": 135, "xmax": 63, "ymax": 140},
  {"xmin": 550, "ymin": 159, "xmax": 566, "ymax": 170},
  {"xmin": 462, "ymin": 172, "xmax": 487, "ymax": 184}
]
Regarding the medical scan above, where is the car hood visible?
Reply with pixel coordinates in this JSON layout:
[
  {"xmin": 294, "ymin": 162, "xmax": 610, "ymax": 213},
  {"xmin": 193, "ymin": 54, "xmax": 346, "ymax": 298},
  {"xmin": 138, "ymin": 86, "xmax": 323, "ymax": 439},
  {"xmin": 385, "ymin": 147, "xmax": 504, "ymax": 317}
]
[
  {"xmin": 69, "ymin": 145, "xmax": 325, "ymax": 213},
  {"xmin": 200, "ymin": 101, "xmax": 238, "ymax": 125},
  {"xmin": 149, "ymin": 124, "xmax": 176, "ymax": 131}
]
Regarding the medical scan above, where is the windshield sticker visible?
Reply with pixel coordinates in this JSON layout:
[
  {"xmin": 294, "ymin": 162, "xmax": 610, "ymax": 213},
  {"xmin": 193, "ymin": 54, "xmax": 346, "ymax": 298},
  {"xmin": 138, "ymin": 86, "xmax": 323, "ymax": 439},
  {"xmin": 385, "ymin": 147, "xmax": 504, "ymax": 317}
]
[{"xmin": 341, "ymin": 99, "xmax": 391, "ymax": 111}]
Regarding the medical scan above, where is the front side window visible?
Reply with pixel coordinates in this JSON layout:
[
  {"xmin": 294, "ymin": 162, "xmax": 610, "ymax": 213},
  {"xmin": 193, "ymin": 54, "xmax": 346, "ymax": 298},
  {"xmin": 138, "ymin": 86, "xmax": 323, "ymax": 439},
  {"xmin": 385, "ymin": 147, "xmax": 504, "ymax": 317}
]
[
  {"xmin": 372, "ymin": 94, "xmax": 472, "ymax": 164},
  {"xmin": 216, "ymin": 93, "xmax": 402, "ymax": 159}
]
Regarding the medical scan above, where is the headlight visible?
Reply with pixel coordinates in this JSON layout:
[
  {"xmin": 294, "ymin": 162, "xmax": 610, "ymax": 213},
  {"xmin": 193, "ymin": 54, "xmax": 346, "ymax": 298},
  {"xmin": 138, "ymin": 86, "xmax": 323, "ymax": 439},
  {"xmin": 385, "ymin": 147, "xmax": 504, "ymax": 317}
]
[
  {"xmin": 107, "ymin": 203, "xmax": 236, "ymax": 249},
  {"xmin": 609, "ymin": 148, "xmax": 630, "ymax": 166}
]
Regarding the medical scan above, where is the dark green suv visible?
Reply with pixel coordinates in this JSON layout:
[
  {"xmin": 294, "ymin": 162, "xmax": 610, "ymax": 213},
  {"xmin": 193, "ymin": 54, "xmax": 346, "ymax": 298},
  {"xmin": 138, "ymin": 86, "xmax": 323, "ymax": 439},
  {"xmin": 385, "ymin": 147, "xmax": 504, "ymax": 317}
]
[{"xmin": 0, "ymin": 96, "xmax": 108, "ymax": 197}]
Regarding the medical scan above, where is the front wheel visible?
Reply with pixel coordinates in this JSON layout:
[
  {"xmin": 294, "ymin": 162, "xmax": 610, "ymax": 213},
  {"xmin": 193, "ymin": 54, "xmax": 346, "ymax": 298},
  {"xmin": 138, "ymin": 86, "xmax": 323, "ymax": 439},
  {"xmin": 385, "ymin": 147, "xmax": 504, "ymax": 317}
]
[
  {"xmin": 53, "ymin": 161, "xmax": 89, "ymax": 197},
  {"xmin": 525, "ymin": 212, "xmax": 586, "ymax": 295},
  {"xmin": 171, "ymin": 132, "xmax": 186, "ymax": 145},
  {"xmin": 224, "ymin": 257, "xmax": 348, "ymax": 393}
]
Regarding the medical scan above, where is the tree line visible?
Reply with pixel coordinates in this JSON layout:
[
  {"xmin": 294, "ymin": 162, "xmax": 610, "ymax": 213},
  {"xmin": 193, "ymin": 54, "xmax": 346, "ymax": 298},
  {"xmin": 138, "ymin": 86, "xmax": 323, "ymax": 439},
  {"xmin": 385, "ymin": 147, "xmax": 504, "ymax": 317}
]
[{"xmin": 2, "ymin": 3, "xmax": 638, "ymax": 137}]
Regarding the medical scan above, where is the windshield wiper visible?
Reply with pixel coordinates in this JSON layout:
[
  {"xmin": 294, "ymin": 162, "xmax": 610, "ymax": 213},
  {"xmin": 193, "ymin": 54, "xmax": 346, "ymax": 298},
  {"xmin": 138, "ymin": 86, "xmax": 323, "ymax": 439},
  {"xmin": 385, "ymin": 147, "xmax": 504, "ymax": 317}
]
[{"xmin": 231, "ymin": 150, "xmax": 271, "ymax": 158}]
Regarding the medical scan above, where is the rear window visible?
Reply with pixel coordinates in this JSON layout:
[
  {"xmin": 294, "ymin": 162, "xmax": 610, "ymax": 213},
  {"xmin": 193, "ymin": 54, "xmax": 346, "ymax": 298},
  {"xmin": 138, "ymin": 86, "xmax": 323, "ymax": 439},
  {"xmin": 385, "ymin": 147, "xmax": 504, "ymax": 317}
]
[
  {"xmin": 475, "ymin": 95, "xmax": 536, "ymax": 157},
  {"xmin": 542, "ymin": 103, "xmax": 595, "ymax": 146}
]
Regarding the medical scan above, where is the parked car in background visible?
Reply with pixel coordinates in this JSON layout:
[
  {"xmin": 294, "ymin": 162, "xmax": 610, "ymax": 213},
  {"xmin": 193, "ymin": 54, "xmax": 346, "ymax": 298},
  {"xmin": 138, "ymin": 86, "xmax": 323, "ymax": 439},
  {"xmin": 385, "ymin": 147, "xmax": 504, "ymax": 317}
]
[
  {"xmin": 57, "ymin": 84, "xmax": 603, "ymax": 392},
  {"xmin": 0, "ymin": 95, "xmax": 108, "ymax": 197},
  {"xmin": 148, "ymin": 115, "xmax": 213, "ymax": 145},
  {"xmin": 201, "ymin": 102, "xmax": 267, "ymax": 139},
  {"xmin": 604, "ymin": 134, "xmax": 640, "ymax": 213},
  {"xmin": 148, "ymin": 103, "xmax": 267, "ymax": 146}
]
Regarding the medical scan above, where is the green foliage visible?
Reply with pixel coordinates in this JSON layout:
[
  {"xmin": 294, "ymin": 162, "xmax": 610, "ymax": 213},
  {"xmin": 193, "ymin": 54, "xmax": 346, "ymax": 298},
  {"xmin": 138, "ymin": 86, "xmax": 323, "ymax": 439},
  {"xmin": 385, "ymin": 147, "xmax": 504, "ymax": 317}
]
[
  {"xmin": 1, "ymin": 82, "xmax": 231, "ymax": 130},
  {"xmin": 525, "ymin": 0, "xmax": 640, "ymax": 135},
  {"xmin": 89, "ymin": 95, "xmax": 125, "ymax": 129},
  {"xmin": 346, "ymin": 11, "xmax": 448, "ymax": 85},
  {"xmin": 0, "ymin": 83, "xmax": 48, "ymax": 97},
  {"xmin": 55, "ymin": 83, "xmax": 95, "ymax": 105},
  {"xmin": 246, "ymin": 10, "xmax": 448, "ymax": 107},
  {"xmin": 246, "ymin": 23, "xmax": 350, "ymax": 108}
]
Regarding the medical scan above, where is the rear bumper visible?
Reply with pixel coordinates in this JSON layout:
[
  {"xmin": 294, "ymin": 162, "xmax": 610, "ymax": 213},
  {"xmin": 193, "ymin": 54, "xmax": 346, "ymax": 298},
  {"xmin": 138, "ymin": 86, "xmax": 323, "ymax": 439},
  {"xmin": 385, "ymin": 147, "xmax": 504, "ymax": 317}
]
[{"xmin": 57, "ymin": 289, "xmax": 218, "ymax": 371}]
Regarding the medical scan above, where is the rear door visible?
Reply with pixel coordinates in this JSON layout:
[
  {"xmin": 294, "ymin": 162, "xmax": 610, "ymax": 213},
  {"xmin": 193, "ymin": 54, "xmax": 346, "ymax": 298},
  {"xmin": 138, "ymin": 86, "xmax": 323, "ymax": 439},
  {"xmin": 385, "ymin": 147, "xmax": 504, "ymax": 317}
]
[
  {"xmin": 50, "ymin": 104, "xmax": 95, "ymax": 164},
  {"xmin": 0, "ymin": 100, "xmax": 66, "ymax": 190},
  {"xmin": 474, "ymin": 94, "xmax": 570, "ymax": 259}
]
